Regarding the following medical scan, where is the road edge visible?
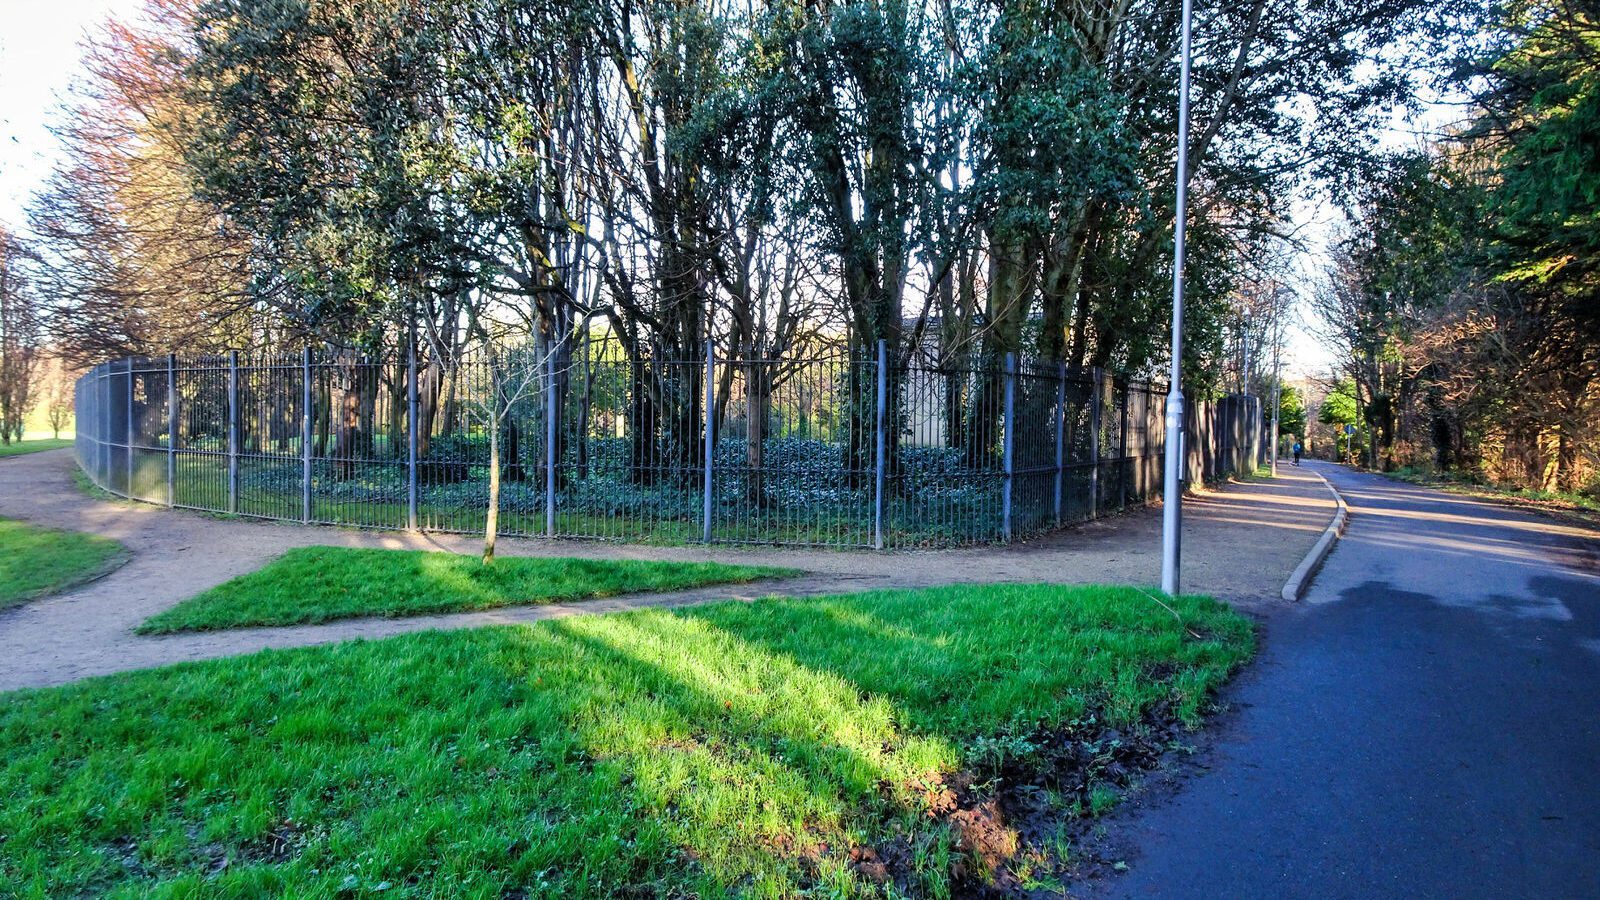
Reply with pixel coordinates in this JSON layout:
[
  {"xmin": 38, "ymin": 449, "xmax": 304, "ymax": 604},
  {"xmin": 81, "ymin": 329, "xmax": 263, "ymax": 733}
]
[{"xmin": 1281, "ymin": 471, "xmax": 1349, "ymax": 602}]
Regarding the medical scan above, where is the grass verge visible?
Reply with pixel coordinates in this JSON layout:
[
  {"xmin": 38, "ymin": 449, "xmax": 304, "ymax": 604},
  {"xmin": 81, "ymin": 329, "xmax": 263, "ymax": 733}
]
[
  {"xmin": 0, "ymin": 438, "xmax": 73, "ymax": 459},
  {"xmin": 2, "ymin": 583, "xmax": 1253, "ymax": 897},
  {"xmin": 1386, "ymin": 466, "xmax": 1600, "ymax": 528},
  {"xmin": 0, "ymin": 518, "xmax": 128, "ymax": 610},
  {"xmin": 137, "ymin": 546, "xmax": 798, "ymax": 633}
]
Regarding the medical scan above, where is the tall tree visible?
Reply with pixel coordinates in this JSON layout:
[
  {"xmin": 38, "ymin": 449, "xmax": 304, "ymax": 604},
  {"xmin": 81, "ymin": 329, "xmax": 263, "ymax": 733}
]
[
  {"xmin": 0, "ymin": 229, "xmax": 43, "ymax": 443},
  {"xmin": 29, "ymin": 0, "xmax": 253, "ymax": 365}
]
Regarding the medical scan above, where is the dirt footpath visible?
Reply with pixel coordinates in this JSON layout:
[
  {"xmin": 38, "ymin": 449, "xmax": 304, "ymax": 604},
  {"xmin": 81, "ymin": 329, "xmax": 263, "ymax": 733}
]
[{"xmin": 0, "ymin": 449, "xmax": 1334, "ymax": 691}]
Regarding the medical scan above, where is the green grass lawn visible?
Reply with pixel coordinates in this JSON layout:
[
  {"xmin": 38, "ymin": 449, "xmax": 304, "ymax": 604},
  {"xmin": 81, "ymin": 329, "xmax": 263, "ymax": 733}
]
[
  {"xmin": 1387, "ymin": 466, "xmax": 1600, "ymax": 527},
  {"xmin": 0, "ymin": 584, "xmax": 1253, "ymax": 897},
  {"xmin": 0, "ymin": 518, "xmax": 128, "ymax": 610},
  {"xmin": 0, "ymin": 438, "xmax": 73, "ymax": 458},
  {"xmin": 138, "ymin": 547, "xmax": 798, "ymax": 633}
]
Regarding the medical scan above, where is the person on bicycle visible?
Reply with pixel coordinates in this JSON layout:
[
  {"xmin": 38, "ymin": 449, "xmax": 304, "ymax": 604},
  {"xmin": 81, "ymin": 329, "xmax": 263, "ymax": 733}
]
[{"xmin": 1292, "ymin": 440, "xmax": 1303, "ymax": 466}]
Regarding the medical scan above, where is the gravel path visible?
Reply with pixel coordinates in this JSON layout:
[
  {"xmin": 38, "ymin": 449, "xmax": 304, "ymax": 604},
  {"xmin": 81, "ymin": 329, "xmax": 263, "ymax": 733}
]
[{"xmin": 0, "ymin": 449, "xmax": 1334, "ymax": 690}]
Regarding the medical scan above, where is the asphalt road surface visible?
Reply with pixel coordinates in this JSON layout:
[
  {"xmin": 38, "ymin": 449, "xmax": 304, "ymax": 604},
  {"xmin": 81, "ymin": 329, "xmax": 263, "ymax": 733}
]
[{"xmin": 1103, "ymin": 460, "xmax": 1600, "ymax": 899}]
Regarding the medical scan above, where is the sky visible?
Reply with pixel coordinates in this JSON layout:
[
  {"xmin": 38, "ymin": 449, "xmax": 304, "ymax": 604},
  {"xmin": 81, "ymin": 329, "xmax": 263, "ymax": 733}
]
[{"xmin": 0, "ymin": 0, "xmax": 131, "ymax": 230}]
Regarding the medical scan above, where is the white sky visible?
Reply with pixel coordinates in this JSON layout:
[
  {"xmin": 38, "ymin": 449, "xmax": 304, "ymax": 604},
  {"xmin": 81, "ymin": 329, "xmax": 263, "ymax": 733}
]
[
  {"xmin": 0, "ymin": 0, "xmax": 131, "ymax": 230},
  {"xmin": 1278, "ymin": 95, "xmax": 1465, "ymax": 382}
]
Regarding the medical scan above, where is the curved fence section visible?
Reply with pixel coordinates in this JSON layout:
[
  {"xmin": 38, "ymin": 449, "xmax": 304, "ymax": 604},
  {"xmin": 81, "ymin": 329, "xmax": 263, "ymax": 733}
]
[{"xmin": 74, "ymin": 342, "xmax": 1264, "ymax": 548}]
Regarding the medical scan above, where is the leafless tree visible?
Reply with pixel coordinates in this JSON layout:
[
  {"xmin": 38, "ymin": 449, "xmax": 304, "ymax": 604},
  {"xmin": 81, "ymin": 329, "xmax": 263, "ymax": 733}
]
[{"xmin": 0, "ymin": 230, "xmax": 43, "ymax": 443}]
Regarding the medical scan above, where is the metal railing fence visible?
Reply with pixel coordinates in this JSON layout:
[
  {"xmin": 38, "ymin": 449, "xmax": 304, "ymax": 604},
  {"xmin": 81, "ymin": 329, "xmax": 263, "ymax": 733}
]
[{"xmin": 75, "ymin": 339, "xmax": 1265, "ymax": 549}]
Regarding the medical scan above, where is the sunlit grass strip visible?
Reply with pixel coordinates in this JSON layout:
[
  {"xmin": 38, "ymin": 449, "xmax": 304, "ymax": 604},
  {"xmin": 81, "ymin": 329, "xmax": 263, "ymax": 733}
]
[
  {"xmin": 0, "ymin": 518, "xmax": 127, "ymax": 610},
  {"xmin": 137, "ymin": 546, "xmax": 798, "ymax": 633},
  {"xmin": 0, "ymin": 438, "xmax": 73, "ymax": 458},
  {"xmin": 1388, "ymin": 466, "xmax": 1600, "ymax": 521},
  {"xmin": 2, "ymin": 583, "xmax": 1253, "ymax": 897}
]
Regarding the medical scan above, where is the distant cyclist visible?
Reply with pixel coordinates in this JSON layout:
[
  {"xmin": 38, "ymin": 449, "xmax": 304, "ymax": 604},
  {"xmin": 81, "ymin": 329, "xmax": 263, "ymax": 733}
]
[{"xmin": 1292, "ymin": 440, "xmax": 1303, "ymax": 467}]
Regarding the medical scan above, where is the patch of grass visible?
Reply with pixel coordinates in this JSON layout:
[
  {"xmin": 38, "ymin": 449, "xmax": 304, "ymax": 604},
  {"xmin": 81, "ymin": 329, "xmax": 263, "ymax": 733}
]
[
  {"xmin": 0, "ymin": 518, "xmax": 128, "ymax": 610},
  {"xmin": 1387, "ymin": 466, "xmax": 1600, "ymax": 528},
  {"xmin": 1234, "ymin": 462, "xmax": 1275, "ymax": 481},
  {"xmin": 72, "ymin": 468, "xmax": 128, "ymax": 504},
  {"xmin": 138, "ymin": 547, "xmax": 798, "ymax": 633},
  {"xmin": 0, "ymin": 583, "xmax": 1254, "ymax": 897},
  {"xmin": 0, "ymin": 438, "xmax": 72, "ymax": 458}
]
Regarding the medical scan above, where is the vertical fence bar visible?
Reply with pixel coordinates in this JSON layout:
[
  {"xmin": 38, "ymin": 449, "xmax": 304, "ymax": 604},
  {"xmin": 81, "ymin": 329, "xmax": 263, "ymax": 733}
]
[
  {"xmin": 407, "ymin": 341, "xmax": 419, "ymax": 531},
  {"xmin": 545, "ymin": 347, "xmax": 557, "ymax": 537},
  {"xmin": 125, "ymin": 359, "xmax": 134, "ymax": 498},
  {"xmin": 1089, "ymin": 368, "xmax": 1102, "ymax": 516},
  {"xmin": 702, "ymin": 339, "xmax": 715, "ymax": 544},
  {"xmin": 166, "ymin": 354, "xmax": 177, "ymax": 507},
  {"xmin": 1053, "ymin": 361, "xmax": 1066, "ymax": 528},
  {"xmin": 102, "ymin": 362, "xmax": 108, "ymax": 490},
  {"xmin": 96, "ymin": 365, "xmax": 105, "ymax": 489},
  {"xmin": 226, "ymin": 351, "xmax": 239, "ymax": 514},
  {"xmin": 874, "ymin": 339, "xmax": 887, "ymax": 550},
  {"xmin": 97, "ymin": 365, "xmax": 104, "ymax": 489},
  {"xmin": 1002, "ymin": 352, "xmax": 1016, "ymax": 541},
  {"xmin": 1118, "ymin": 378, "xmax": 1131, "ymax": 508},
  {"xmin": 301, "ymin": 347, "xmax": 313, "ymax": 523}
]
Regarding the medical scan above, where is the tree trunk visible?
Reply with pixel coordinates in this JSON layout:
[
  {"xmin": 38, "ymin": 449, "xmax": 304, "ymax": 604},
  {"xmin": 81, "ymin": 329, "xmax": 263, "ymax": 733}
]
[{"xmin": 484, "ymin": 408, "xmax": 500, "ymax": 564}]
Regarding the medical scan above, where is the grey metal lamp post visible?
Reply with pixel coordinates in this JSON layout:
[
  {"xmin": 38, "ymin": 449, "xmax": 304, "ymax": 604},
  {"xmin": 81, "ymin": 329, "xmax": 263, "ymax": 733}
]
[{"xmin": 1160, "ymin": 0, "xmax": 1195, "ymax": 597}]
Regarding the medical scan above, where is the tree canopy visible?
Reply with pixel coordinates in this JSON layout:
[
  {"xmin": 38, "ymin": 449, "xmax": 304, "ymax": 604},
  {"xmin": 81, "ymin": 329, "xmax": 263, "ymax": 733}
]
[
  {"xmin": 18, "ymin": 0, "xmax": 1446, "ymax": 395},
  {"xmin": 1318, "ymin": 0, "xmax": 1600, "ymax": 491}
]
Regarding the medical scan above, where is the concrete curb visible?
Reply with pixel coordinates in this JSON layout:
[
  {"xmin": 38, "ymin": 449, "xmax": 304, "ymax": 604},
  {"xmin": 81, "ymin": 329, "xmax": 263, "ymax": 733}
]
[{"xmin": 1281, "ymin": 471, "xmax": 1349, "ymax": 602}]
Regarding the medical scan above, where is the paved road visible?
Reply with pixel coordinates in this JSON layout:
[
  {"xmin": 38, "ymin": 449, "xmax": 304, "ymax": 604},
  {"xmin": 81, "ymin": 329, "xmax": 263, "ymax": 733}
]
[{"xmin": 1104, "ymin": 460, "xmax": 1600, "ymax": 899}]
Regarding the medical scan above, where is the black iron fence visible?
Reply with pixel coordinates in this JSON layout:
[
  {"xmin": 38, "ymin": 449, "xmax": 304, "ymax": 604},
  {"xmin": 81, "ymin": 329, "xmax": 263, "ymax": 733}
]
[{"xmin": 74, "ymin": 340, "xmax": 1265, "ymax": 548}]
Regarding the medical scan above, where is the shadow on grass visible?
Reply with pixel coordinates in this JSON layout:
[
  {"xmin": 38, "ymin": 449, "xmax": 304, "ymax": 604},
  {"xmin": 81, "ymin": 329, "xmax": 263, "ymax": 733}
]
[
  {"xmin": 546, "ymin": 613, "xmax": 958, "ymax": 894},
  {"xmin": 0, "ymin": 585, "xmax": 1252, "ymax": 897}
]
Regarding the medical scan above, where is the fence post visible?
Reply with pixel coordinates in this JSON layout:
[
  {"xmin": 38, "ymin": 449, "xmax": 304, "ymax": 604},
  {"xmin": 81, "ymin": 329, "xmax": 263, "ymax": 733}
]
[
  {"xmin": 227, "ymin": 351, "xmax": 239, "ymax": 514},
  {"xmin": 1002, "ymin": 352, "xmax": 1016, "ymax": 541},
  {"xmin": 702, "ymin": 339, "xmax": 715, "ymax": 544},
  {"xmin": 301, "ymin": 347, "xmax": 313, "ymax": 523},
  {"xmin": 166, "ymin": 354, "xmax": 177, "ymax": 507},
  {"xmin": 98, "ymin": 365, "xmax": 107, "ymax": 489},
  {"xmin": 407, "ymin": 341, "xmax": 419, "ymax": 531},
  {"xmin": 545, "ymin": 346, "xmax": 557, "ymax": 537},
  {"xmin": 874, "ymin": 339, "xmax": 887, "ymax": 550},
  {"xmin": 1118, "ymin": 377, "xmax": 1131, "ymax": 508},
  {"xmin": 1053, "ymin": 361, "xmax": 1065, "ymax": 528},
  {"xmin": 1088, "ymin": 368, "xmax": 1102, "ymax": 517},
  {"xmin": 125, "ymin": 359, "xmax": 135, "ymax": 499}
]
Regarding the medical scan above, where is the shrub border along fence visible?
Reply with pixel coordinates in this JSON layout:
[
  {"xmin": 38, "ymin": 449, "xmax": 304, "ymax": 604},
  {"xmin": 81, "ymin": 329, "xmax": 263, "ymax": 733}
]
[{"xmin": 74, "ymin": 340, "xmax": 1266, "ymax": 549}]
